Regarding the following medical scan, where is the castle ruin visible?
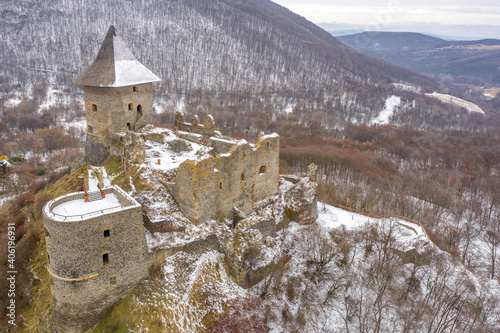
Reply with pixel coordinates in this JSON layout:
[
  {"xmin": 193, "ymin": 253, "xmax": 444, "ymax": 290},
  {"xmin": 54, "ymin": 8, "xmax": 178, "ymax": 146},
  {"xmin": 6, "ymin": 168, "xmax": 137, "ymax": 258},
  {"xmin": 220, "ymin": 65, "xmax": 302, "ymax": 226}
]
[
  {"xmin": 167, "ymin": 113, "xmax": 280, "ymax": 224},
  {"xmin": 43, "ymin": 26, "xmax": 284, "ymax": 332}
]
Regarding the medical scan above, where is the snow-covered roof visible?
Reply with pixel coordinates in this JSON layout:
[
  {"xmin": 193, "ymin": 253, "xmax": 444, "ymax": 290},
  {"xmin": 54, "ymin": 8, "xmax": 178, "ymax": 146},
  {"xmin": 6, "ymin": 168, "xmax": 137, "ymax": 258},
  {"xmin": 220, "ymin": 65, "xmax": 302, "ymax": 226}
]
[
  {"xmin": 74, "ymin": 26, "xmax": 160, "ymax": 88},
  {"xmin": 44, "ymin": 185, "xmax": 140, "ymax": 222}
]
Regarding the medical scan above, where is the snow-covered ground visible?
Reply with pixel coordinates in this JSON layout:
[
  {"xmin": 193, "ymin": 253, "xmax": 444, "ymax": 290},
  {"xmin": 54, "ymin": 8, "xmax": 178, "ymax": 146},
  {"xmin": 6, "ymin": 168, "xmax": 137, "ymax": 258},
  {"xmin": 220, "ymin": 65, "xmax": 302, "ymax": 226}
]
[
  {"xmin": 426, "ymin": 92, "xmax": 485, "ymax": 114},
  {"xmin": 0, "ymin": 195, "xmax": 15, "ymax": 207},
  {"xmin": 61, "ymin": 118, "xmax": 86, "ymax": 132},
  {"xmin": 88, "ymin": 166, "xmax": 111, "ymax": 188},
  {"xmin": 143, "ymin": 132, "xmax": 210, "ymax": 173},
  {"xmin": 371, "ymin": 95, "xmax": 401, "ymax": 125}
]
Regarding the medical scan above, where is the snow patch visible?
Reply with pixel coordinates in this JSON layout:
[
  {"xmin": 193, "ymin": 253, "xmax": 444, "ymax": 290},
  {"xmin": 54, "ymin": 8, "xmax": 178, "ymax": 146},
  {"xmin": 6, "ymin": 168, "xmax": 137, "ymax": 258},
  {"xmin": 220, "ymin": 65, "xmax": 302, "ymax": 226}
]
[
  {"xmin": 371, "ymin": 95, "xmax": 401, "ymax": 125},
  {"xmin": 426, "ymin": 92, "xmax": 485, "ymax": 114},
  {"xmin": 51, "ymin": 193, "xmax": 122, "ymax": 219}
]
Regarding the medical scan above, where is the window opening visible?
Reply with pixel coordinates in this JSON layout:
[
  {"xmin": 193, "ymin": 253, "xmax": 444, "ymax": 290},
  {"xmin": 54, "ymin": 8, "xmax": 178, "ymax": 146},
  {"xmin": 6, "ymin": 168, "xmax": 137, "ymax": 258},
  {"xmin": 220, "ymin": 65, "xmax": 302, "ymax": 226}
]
[
  {"xmin": 110, "ymin": 276, "xmax": 116, "ymax": 285},
  {"xmin": 128, "ymin": 103, "xmax": 133, "ymax": 110},
  {"xmin": 127, "ymin": 122, "xmax": 131, "ymax": 130},
  {"xmin": 259, "ymin": 165, "xmax": 267, "ymax": 174},
  {"xmin": 219, "ymin": 182, "xmax": 222, "ymax": 189},
  {"xmin": 87, "ymin": 125, "xmax": 93, "ymax": 133},
  {"xmin": 92, "ymin": 104, "xmax": 97, "ymax": 112},
  {"xmin": 104, "ymin": 229, "xmax": 110, "ymax": 238},
  {"xmin": 44, "ymin": 227, "xmax": 50, "ymax": 237},
  {"xmin": 103, "ymin": 253, "xmax": 109, "ymax": 265},
  {"xmin": 241, "ymin": 173, "xmax": 245, "ymax": 181},
  {"xmin": 133, "ymin": 86, "xmax": 138, "ymax": 92}
]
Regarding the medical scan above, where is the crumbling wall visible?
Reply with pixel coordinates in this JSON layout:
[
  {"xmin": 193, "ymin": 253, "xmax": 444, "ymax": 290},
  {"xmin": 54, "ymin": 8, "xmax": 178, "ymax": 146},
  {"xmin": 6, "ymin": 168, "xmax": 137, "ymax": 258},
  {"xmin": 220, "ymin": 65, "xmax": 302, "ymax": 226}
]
[
  {"xmin": 173, "ymin": 157, "xmax": 219, "ymax": 224},
  {"xmin": 110, "ymin": 132, "xmax": 146, "ymax": 165},
  {"xmin": 252, "ymin": 133, "xmax": 280, "ymax": 205},
  {"xmin": 174, "ymin": 111, "xmax": 218, "ymax": 137},
  {"xmin": 169, "ymin": 133, "xmax": 280, "ymax": 224}
]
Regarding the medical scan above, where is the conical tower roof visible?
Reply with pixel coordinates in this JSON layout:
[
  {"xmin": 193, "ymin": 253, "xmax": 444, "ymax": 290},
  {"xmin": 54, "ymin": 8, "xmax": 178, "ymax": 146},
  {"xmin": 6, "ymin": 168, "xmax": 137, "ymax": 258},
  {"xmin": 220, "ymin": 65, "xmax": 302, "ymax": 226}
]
[{"xmin": 74, "ymin": 26, "xmax": 160, "ymax": 87}]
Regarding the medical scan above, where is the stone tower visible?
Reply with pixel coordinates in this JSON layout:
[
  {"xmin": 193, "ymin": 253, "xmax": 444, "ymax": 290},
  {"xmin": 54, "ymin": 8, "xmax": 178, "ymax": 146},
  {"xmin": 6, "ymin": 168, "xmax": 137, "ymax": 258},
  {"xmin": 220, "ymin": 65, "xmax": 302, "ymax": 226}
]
[
  {"xmin": 74, "ymin": 26, "xmax": 160, "ymax": 165},
  {"xmin": 43, "ymin": 185, "xmax": 149, "ymax": 333}
]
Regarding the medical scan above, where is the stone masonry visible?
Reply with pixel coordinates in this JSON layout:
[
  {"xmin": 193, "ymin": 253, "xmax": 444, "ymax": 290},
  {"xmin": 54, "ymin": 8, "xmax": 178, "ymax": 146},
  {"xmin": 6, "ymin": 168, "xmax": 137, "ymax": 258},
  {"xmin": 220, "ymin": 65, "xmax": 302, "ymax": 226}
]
[
  {"xmin": 74, "ymin": 26, "xmax": 160, "ymax": 166},
  {"xmin": 167, "ymin": 127, "xmax": 280, "ymax": 224},
  {"xmin": 43, "ymin": 186, "xmax": 149, "ymax": 333}
]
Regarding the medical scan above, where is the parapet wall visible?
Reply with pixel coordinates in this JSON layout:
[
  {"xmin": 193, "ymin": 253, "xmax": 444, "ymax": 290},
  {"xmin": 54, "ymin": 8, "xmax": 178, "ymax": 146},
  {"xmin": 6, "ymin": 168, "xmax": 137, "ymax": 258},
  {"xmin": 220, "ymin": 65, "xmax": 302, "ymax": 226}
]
[
  {"xmin": 43, "ymin": 186, "xmax": 149, "ymax": 333},
  {"xmin": 174, "ymin": 111, "xmax": 219, "ymax": 137},
  {"xmin": 169, "ymin": 132, "xmax": 280, "ymax": 224}
]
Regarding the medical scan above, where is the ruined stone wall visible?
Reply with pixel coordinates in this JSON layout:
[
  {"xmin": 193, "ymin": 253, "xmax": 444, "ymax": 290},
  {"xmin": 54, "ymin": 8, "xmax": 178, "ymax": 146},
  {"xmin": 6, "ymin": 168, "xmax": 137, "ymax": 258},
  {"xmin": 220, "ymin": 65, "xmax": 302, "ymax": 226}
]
[
  {"xmin": 173, "ymin": 157, "xmax": 218, "ymax": 224},
  {"xmin": 214, "ymin": 143, "xmax": 254, "ymax": 218},
  {"xmin": 84, "ymin": 83, "xmax": 152, "ymax": 165},
  {"xmin": 170, "ymin": 134, "xmax": 280, "ymax": 224},
  {"xmin": 252, "ymin": 133, "xmax": 280, "ymax": 205},
  {"xmin": 110, "ymin": 132, "xmax": 146, "ymax": 165},
  {"xmin": 210, "ymin": 137, "xmax": 236, "ymax": 154},
  {"xmin": 174, "ymin": 112, "xmax": 218, "ymax": 137},
  {"xmin": 43, "ymin": 187, "xmax": 149, "ymax": 333}
]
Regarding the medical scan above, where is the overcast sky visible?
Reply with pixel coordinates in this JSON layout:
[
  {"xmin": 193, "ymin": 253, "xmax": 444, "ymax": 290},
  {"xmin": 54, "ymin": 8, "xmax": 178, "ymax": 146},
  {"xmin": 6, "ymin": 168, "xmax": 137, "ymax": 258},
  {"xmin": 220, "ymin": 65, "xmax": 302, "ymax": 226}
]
[{"xmin": 272, "ymin": 0, "xmax": 500, "ymax": 27}]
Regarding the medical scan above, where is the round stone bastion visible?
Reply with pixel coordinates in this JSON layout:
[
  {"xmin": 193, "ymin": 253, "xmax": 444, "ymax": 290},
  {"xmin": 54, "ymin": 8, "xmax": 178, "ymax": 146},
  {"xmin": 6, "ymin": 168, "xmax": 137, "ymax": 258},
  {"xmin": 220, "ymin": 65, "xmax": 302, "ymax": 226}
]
[{"xmin": 43, "ymin": 185, "xmax": 149, "ymax": 333}]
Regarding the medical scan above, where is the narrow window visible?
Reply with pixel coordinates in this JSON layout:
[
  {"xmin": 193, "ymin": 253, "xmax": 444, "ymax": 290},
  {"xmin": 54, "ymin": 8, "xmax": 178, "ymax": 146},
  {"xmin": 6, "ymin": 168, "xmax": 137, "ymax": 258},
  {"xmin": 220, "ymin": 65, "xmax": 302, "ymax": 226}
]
[
  {"xmin": 91, "ymin": 104, "xmax": 97, "ymax": 112},
  {"xmin": 267, "ymin": 142, "xmax": 269, "ymax": 147},
  {"xmin": 110, "ymin": 276, "xmax": 116, "ymax": 285},
  {"xmin": 47, "ymin": 253, "xmax": 50, "ymax": 264},
  {"xmin": 137, "ymin": 104, "xmax": 142, "ymax": 115},
  {"xmin": 241, "ymin": 173, "xmax": 245, "ymax": 181},
  {"xmin": 128, "ymin": 103, "xmax": 133, "ymax": 110},
  {"xmin": 87, "ymin": 125, "xmax": 93, "ymax": 133},
  {"xmin": 132, "ymin": 86, "xmax": 138, "ymax": 92},
  {"xmin": 259, "ymin": 165, "xmax": 267, "ymax": 174},
  {"xmin": 127, "ymin": 122, "xmax": 131, "ymax": 130},
  {"xmin": 104, "ymin": 229, "xmax": 110, "ymax": 238},
  {"xmin": 242, "ymin": 152, "xmax": 246, "ymax": 159},
  {"xmin": 219, "ymin": 182, "xmax": 222, "ymax": 189},
  {"xmin": 44, "ymin": 227, "xmax": 50, "ymax": 237},
  {"xmin": 103, "ymin": 253, "xmax": 109, "ymax": 265}
]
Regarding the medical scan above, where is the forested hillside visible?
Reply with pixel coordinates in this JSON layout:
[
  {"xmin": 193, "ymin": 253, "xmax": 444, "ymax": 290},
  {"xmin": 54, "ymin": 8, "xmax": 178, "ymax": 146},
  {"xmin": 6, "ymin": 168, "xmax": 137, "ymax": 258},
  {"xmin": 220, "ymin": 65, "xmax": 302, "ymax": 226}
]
[{"xmin": 1, "ymin": 0, "xmax": 440, "ymax": 114}]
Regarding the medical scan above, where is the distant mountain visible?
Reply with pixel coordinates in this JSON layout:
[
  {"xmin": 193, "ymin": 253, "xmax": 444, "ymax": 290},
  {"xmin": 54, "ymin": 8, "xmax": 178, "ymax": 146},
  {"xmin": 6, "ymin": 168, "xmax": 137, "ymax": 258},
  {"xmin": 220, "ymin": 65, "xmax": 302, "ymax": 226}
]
[
  {"xmin": 337, "ymin": 32, "xmax": 500, "ymax": 85},
  {"xmin": 318, "ymin": 23, "xmax": 500, "ymax": 40},
  {"xmin": 338, "ymin": 32, "xmax": 445, "ymax": 51}
]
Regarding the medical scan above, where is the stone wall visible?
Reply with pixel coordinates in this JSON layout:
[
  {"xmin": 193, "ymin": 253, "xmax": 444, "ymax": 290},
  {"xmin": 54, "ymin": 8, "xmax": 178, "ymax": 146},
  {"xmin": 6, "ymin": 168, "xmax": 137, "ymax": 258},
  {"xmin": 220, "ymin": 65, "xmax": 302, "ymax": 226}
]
[
  {"xmin": 168, "ymin": 133, "xmax": 280, "ymax": 224},
  {"xmin": 43, "ymin": 186, "xmax": 149, "ymax": 333},
  {"xmin": 174, "ymin": 112, "xmax": 218, "ymax": 137},
  {"xmin": 110, "ymin": 132, "xmax": 146, "ymax": 165},
  {"xmin": 154, "ymin": 234, "xmax": 222, "ymax": 263},
  {"xmin": 84, "ymin": 83, "xmax": 153, "ymax": 165}
]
